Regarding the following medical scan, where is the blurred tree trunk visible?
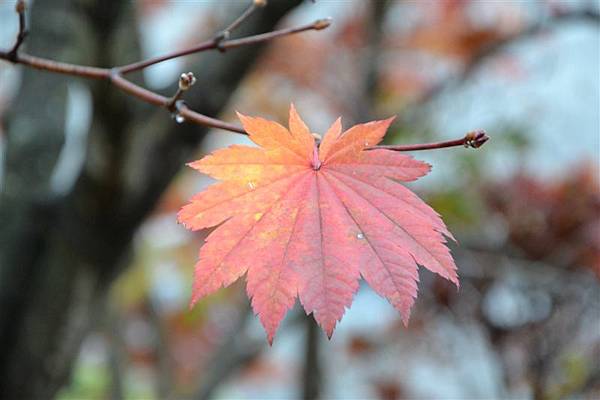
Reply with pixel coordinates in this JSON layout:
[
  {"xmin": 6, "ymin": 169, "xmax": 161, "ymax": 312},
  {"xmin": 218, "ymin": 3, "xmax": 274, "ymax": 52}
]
[
  {"xmin": 0, "ymin": 0, "xmax": 301, "ymax": 398},
  {"xmin": 302, "ymin": 316, "xmax": 322, "ymax": 400},
  {"xmin": 353, "ymin": 0, "xmax": 389, "ymax": 123}
]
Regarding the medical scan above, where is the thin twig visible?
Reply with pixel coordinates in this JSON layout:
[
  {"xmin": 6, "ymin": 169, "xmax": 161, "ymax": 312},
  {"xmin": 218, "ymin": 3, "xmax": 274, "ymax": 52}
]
[
  {"xmin": 0, "ymin": 1, "xmax": 331, "ymax": 135},
  {"xmin": 214, "ymin": 0, "xmax": 267, "ymax": 51},
  {"xmin": 0, "ymin": 1, "xmax": 488, "ymax": 154},
  {"xmin": 222, "ymin": 2, "xmax": 261, "ymax": 35},
  {"xmin": 0, "ymin": 20, "xmax": 330, "ymax": 78},
  {"xmin": 372, "ymin": 130, "xmax": 489, "ymax": 152},
  {"xmin": 7, "ymin": 0, "xmax": 27, "ymax": 61},
  {"xmin": 166, "ymin": 72, "xmax": 196, "ymax": 112},
  {"xmin": 109, "ymin": 72, "xmax": 245, "ymax": 133},
  {"xmin": 116, "ymin": 19, "xmax": 331, "ymax": 75}
]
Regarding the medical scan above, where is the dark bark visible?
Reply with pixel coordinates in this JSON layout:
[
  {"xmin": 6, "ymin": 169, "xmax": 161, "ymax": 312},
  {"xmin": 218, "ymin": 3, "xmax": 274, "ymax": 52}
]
[
  {"xmin": 350, "ymin": 0, "xmax": 390, "ymax": 124},
  {"xmin": 302, "ymin": 316, "xmax": 322, "ymax": 400},
  {"xmin": 0, "ymin": 1, "xmax": 301, "ymax": 398}
]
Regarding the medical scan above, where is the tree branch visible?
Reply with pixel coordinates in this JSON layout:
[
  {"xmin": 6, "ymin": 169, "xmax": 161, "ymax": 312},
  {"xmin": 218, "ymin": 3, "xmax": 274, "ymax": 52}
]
[
  {"xmin": 0, "ymin": 1, "xmax": 331, "ymax": 135},
  {"xmin": 0, "ymin": 0, "xmax": 488, "ymax": 154},
  {"xmin": 115, "ymin": 18, "xmax": 332, "ymax": 74},
  {"xmin": 213, "ymin": 0, "xmax": 267, "ymax": 51},
  {"xmin": 0, "ymin": 19, "xmax": 331, "ymax": 79},
  {"xmin": 1, "ymin": 52, "xmax": 110, "ymax": 78},
  {"xmin": 372, "ymin": 130, "xmax": 489, "ymax": 152}
]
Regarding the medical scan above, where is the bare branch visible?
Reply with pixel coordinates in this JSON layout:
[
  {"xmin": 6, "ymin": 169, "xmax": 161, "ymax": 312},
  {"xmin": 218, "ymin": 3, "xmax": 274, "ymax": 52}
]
[
  {"xmin": 109, "ymin": 72, "xmax": 246, "ymax": 133},
  {"xmin": 2, "ymin": 52, "xmax": 110, "ymax": 79},
  {"xmin": 0, "ymin": 19, "xmax": 330, "ymax": 78},
  {"xmin": 214, "ymin": 0, "xmax": 267, "ymax": 51},
  {"xmin": 116, "ymin": 19, "xmax": 331, "ymax": 75},
  {"xmin": 372, "ymin": 130, "xmax": 489, "ymax": 152},
  {"xmin": 177, "ymin": 102, "xmax": 246, "ymax": 134},
  {"xmin": 0, "ymin": 0, "xmax": 487, "ymax": 153},
  {"xmin": 0, "ymin": 1, "xmax": 331, "ymax": 136}
]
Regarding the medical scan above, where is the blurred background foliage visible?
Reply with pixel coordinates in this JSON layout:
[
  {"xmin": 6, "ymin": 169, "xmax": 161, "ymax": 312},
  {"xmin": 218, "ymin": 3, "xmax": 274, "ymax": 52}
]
[{"xmin": 0, "ymin": 0, "xmax": 598, "ymax": 399}]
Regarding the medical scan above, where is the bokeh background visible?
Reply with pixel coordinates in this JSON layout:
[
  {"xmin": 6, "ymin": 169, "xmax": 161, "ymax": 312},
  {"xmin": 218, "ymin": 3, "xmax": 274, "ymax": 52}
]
[{"xmin": 0, "ymin": 0, "xmax": 598, "ymax": 399}]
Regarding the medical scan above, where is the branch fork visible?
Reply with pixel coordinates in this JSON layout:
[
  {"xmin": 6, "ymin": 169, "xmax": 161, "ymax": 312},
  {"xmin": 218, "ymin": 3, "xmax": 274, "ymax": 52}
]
[
  {"xmin": 213, "ymin": 0, "xmax": 267, "ymax": 52},
  {"xmin": 7, "ymin": 0, "xmax": 28, "ymax": 61}
]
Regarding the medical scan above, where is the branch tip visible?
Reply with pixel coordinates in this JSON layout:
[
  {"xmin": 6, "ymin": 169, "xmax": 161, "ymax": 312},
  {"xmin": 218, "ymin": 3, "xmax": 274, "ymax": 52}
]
[
  {"xmin": 464, "ymin": 130, "xmax": 489, "ymax": 149},
  {"xmin": 313, "ymin": 17, "xmax": 333, "ymax": 30},
  {"xmin": 167, "ymin": 72, "xmax": 196, "ymax": 112},
  {"xmin": 178, "ymin": 72, "xmax": 196, "ymax": 91},
  {"xmin": 370, "ymin": 130, "xmax": 490, "ymax": 152},
  {"xmin": 15, "ymin": 0, "xmax": 26, "ymax": 13},
  {"xmin": 8, "ymin": 0, "xmax": 28, "ymax": 60}
]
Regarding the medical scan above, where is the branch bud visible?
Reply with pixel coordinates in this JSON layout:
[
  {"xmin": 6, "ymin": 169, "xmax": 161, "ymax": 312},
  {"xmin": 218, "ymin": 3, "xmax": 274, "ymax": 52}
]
[
  {"xmin": 464, "ymin": 130, "xmax": 489, "ymax": 148},
  {"xmin": 179, "ymin": 72, "xmax": 196, "ymax": 91},
  {"xmin": 313, "ymin": 17, "xmax": 332, "ymax": 30},
  {"xmin": 15, "ymin": 0, "xmax": 26, "ymax": 14}
]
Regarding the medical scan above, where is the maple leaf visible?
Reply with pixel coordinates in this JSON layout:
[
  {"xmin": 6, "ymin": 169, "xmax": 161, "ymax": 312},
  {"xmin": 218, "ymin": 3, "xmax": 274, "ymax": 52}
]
[{"xmin": 178, "ymin": 105, "xmax": 458, "ymax": 343}]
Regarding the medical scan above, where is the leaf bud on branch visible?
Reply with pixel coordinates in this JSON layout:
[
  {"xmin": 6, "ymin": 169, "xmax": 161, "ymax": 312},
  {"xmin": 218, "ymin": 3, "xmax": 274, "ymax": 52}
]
[
  {"xmin": 167, "ymin": 72, "xmax": 197, "ymax": 115},
  {"xmin": 15, "ymin": 0, "xmax": 26, "ymax": 13},
  {"xmin": 463, "ymin": 130, "xmax": 489, "ymax": 148},
  {"xmin": 313, "ymin": 17, "xmax": 333, "ymax": 30},
  {"xmin": 178, "ymin": 72, "xmax": 197, "ymax": 91}
]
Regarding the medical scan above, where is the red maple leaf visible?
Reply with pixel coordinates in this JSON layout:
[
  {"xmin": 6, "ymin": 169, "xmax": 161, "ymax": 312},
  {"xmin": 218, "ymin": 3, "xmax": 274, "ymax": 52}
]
[{"xmin": 178, "ymin": 105, "xmax": 458, "ymax": 342}]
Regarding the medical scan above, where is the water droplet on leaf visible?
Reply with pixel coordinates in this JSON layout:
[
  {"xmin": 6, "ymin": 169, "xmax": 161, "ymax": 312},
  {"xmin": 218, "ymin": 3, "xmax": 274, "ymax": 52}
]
[
  {"xmin": 356, "ymin": 233, "xmax": 364, "ymax": 239},
  {"xmin": 247, "ymin": 181, "xmax": 256, "ymax": 190}
]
